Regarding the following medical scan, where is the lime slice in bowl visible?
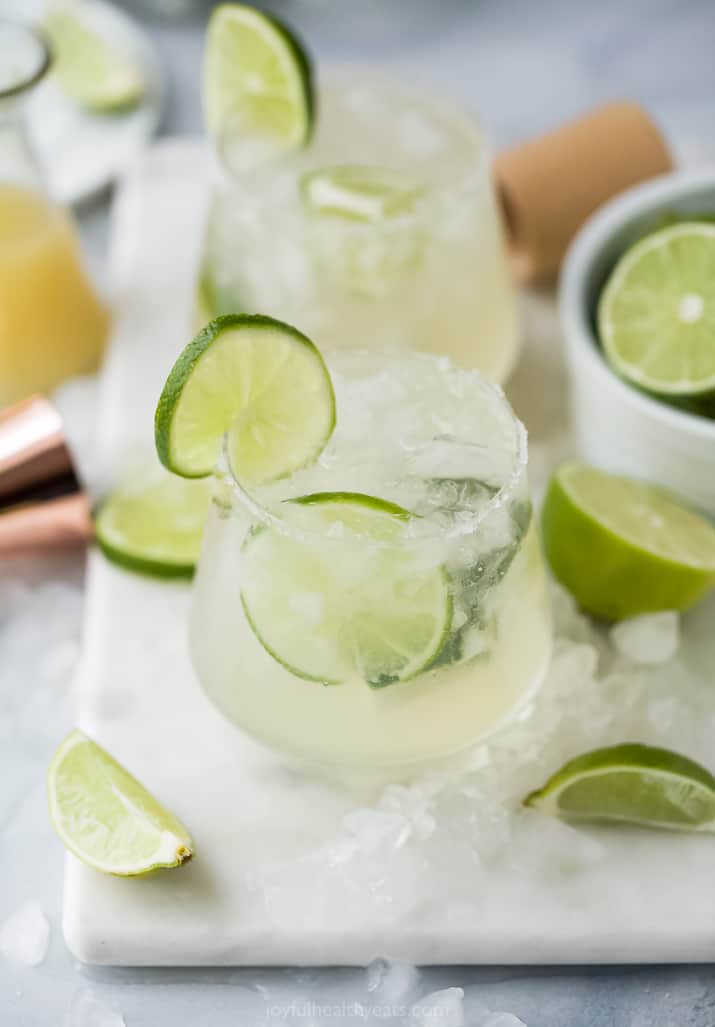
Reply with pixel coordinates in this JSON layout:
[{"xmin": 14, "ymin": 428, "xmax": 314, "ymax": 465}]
[
  {"xmin": 541, "ymin": 461, "xmax": 715, "ymax": 620},
  {"xmin": 525, "ymin": 743, "xmax": 715, "ymax": 832},
  {"xmin": 45, "ymin": 6, "xmax": 146, "ymax": 113},
  {"xmin": 203, "ymin": 3, "xmax": 313, "ymax": 164},
  {"xmin": 598, "ymin": 222, "xmax": 715, "ymax": 408},
  {"xmin": 95, "ymin": 471, "xmax": 213, "ymax": 578},
  {"xmin": 155, "ymin": 314, "xmax": 335, "ymax": 483},
  {"xmin": 240, "ymin": 492, "xmax": 452, "ymax": 688},
  {"xmin": 48, "ymin": 731, "xmax": 193, "ymax": 876}
]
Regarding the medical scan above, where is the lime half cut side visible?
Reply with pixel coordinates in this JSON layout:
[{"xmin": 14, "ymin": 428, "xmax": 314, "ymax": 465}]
[
  {"xmin": 541, "ymin": 461, "xmax": 715, "ymax": 619},
  {"xmin": 598, "ymin": 222, "xmax": 715, "ymax": 403},
  {"xmin": 203, "ymin": 3, "xmax": 313, "ymax": 164},
  {"xmin": 48, "ymin": 731, "xmax": 193, "ymax": 876},
  {"xmin": 95, "ymin": 471, "xmax": 213, "ymax": 578},
  {"xmin": 525, "ymin": 743, "xmax": 715, "ymax": 832},
  {"xmin": 301, "ymin": 165, "xmax": 424, "ymax": 223},
  {"xmin": 45, "ymin": 7, "xmax": 146, "ymax": 112},
  {"xmin": 155, "ymin": 314, "xmax": 335, "ymax": 483},
  {"xmin": 240, "ymin": 492, "xmax": 452, "ymax": 688}
]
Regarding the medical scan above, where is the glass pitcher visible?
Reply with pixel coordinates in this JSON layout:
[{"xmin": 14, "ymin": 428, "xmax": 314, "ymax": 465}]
[{"xmin": 0, "ymin": 19, "xmax": 109, "ymax": 407}]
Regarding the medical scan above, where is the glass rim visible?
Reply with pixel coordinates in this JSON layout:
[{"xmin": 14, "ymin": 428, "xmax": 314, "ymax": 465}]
[
  {"xmin": 0, "ymin": 20, "xmax": 52, "ymax": 101},
  {"xmin": 217, "ymin": 357, "xmax": 529, "ymax": 548},
  {"xmin": 215, "ymin": 62, "xmax": 490, "ymax": 193}
]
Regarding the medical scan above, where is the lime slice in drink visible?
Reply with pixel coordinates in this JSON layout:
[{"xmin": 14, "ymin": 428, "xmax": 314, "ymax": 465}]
[
  {"xmin": 599, "ymin": 223, "xmax": 715, "ymax": 406},
  {"xmin": 302, "ymin": 165, "xmax": 425, "ymax": 297},
  {"xmin": 203, "ymin": 3, "xmax": 313, "ymax": 163},
  {"xmin": 241, "ymin": 492, "xmax": 452, "ymax": 688},
  {"xmin": 541, "ymin": 462, "xmax": 715, "ymax": 620},
  {"xmin": 525, "ymin": 743, "xmax": 715, "ymax": 832},
  {"xmin": 45, "ymin": 7, "xmax": 146, "ymax": 113},
  {"xmin": 95, "ymin": 472, "xmax": 213, "ymax": 578},
  {"xmin": 155, "ymin": 314, "xmax": 335, "ymax": 483},
  {"xmin": 301, "ymin": 165, "xmax": 424, "ymax": 223},
  {"xmin": 48, "ymin": 731, "xmax": 193, "ymax": 876}
]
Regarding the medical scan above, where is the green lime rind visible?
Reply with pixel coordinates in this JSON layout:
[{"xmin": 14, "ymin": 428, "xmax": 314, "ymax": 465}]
[
  {"xmin": 541, "ymin": 461, "xmax": 715, "ymax": 620},
  {"xmin": 598, "ymin": 222, "xmax": 715, "ymax": 402},
  {"xmin": 155, "ymin": 313, "xmax": 336, "ymax": 482},
  {"xmin": 203, "ymin": 3, "xmax": 314, "ymax": 151},
  {"xmin": 94, "ymin": 475, "xmax": 212, "ymax": 580},
  {"xmin": 525, "ymin": 743, "xmax": 715, "ymax": 832},
  {"xmin": 240, "ymin": 491, "xmax": 452, "ymax": 689},
  {"xmin": 48, "ymin": 730, "xmax": 194, "ymax": 876}
]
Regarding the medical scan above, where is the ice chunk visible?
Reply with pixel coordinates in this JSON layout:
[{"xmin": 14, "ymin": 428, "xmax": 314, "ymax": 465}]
[
  {"xmin": 65, "ymin": 991, "xmax": 125, "ymax": 1027},
  {"xmin": 611, "ymin": 612, "xmax": 679, "ymax": 665},
  {"xmin": 365, "ymin": 958, "xmax": 420, "ymax": 1000},
  {"xmin": 482, "ymin": 1015, "xmax": 527, "ymax": 1027},
  {"xmin": 411, "ymin": 987, "xmax": 464, "ymax": 1027},
  {"xmin": 0, "ymin": 900, "xmax": 50, "ymax": 967}
]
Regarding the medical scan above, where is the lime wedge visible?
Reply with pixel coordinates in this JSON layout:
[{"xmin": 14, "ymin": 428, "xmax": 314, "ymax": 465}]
[
  {"xmin": 542, "ymin": 464, "xmax": 715, "ymax": 616},
  {"xmin": 155, "ymin": 314, "xmax": 335, "ymax": 483},
  {"xmin": 541, "ymin": 462, "xmax": 715, "ymax": 620},
  {"xmin": 241, "ymin": 492, "xmax": 452, "ymax": 688},
  {"xmin": 301, "ymin": 165, "xmax": 424, "ymax": 223},
  {"xmin": 599, "ymin": 223, "xmax": 715, "ymax": 406},
  {"xmin": 48, "ymin": 731, "xmax": 193, "ymax": 876},
  {"xmin": 95, "ymin": 471, "xmax": 213, "ymax": 578},
  {"xmin": 45, "ymin": 7, "xmax": 145, "ymax": 113},
  {"xmin": 203, "ymin": 3, "xmax": 313, "ymax": 164},
  {"xmin": 525, "ymin": 743, "xmax": 715, "ymax": 832}
]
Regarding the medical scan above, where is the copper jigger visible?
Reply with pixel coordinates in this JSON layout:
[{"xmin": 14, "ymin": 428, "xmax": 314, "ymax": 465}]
[{"xmin": 0, "ymin": 395, "xmax": 93, "ymax": 557}]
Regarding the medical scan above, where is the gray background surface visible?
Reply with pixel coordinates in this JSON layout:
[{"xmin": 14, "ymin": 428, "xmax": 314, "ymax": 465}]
[{"xmin": 4, "ymin": 0, "xmax": 715, "ymax": 1023}]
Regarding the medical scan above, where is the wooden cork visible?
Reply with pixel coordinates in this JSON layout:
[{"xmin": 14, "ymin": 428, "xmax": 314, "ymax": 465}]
[{"xmin": 493, "ymin": 101, "xmax": 674, "ymax": 284}]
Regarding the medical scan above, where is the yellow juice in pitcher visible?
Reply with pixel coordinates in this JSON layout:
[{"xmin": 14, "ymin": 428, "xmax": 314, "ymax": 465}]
[{"xmin": 0, "ymin": 185, "xmax": 109, "ymax": 405}]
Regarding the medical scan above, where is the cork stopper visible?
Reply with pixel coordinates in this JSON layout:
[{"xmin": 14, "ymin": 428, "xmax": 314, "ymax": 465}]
[{"xmin": 494, "ymin": 101, "xmax": 674, "ymax": 284}]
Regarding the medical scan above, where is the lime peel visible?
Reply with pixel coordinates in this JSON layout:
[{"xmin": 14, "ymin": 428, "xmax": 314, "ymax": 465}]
[{"xmin": 525, "ymin": 743, "xmax": 715, "ymax": 832}]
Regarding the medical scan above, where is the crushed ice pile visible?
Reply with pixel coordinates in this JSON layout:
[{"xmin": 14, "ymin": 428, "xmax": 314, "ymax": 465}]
[{"xmin": 251, "ymin": 587, "xmax": 715, "ymax": 928}]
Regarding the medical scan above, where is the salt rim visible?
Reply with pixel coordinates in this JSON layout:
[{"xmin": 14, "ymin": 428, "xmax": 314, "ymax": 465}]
[
  {"xmin": 0, "ymin": 20, "xmax": 51, "ymax": 99},
  {"xmin": 219, "ymin": 349, "xmax": 529, "ymax": 547}
]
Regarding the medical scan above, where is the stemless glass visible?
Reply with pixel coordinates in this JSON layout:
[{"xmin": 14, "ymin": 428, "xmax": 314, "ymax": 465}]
[
  {"xmin": 0, "ymin": 20, "xmax": 108, "ymax": 405},
  {"xmin": 190, "ymin": 350, "xmax": 551, "ymax": 771},
  {"xmin": 198, "ymin": 70, "xmax": 519, "ymax": 383}
]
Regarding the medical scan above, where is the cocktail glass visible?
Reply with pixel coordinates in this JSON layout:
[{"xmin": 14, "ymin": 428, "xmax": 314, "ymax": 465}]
[
  {"xmin": 190, "ymin": 349, "xmax": 551, "ymax": 771},
  {"xmin": 198, "ymin": 71, "xmax": 519, "ymax": 382}
]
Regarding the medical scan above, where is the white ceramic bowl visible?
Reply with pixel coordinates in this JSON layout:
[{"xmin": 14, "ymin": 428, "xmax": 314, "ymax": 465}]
[{"xmin": 559, "ymin": 168, "xmax": 715, "ymax": 516}]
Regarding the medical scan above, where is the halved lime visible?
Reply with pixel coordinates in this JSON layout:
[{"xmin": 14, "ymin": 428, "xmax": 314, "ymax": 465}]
[
  {"xmin": 541, "ymin": 461, "xmax": 715, "ymax": 620},
  {"xmin": 45, "ymin": 7, "xmax": 146, "ymax": 113},
  {"xmin": 203, "ymin": 3, "xmax": 313, "ymax": 162},
  {"xmin": 599, "ymin": 223, "xmax": 715, "ymax": 405},
  {"xmin": 301, "ymin": 165, "xmax": 424, "ymax": 223},
  {"xmin": 241, "ymin": 492, "xmax": 452, "ymax": 688},
  {"xmin": 155, "ymin": 314, "xmax": 335, "ymax": 483},
  {"xmin": 95, "ymin": 471, "xmax": 213, "ymax": 578},
  {"xmin": 48, "ymin": 731, "xmax": 193, "ymax": 876},
  {"xmin": 525, "ymin": 743, "xmax": 715, "ymax": 832}
]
